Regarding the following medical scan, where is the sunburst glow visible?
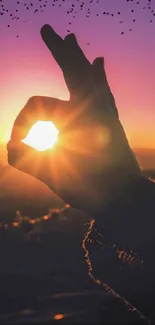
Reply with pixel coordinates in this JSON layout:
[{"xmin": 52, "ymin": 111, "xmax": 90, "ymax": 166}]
[{"xmin": 22, "ymin": 121, "xmax": 59, "ymax": 151}]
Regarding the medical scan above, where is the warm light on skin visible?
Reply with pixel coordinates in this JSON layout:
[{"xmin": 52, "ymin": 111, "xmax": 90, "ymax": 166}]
[{"xmin": 22, "ymin": 121, "xmax": 59, "ymax": 151}]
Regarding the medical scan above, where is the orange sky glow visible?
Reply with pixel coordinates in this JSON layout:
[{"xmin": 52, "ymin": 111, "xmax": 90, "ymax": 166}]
[{"xmin": 0, "ymin": 0, "xmax": 155, "ymax": 150}]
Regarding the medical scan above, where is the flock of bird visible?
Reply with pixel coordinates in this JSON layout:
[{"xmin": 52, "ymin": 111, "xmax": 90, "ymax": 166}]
[{"xmin": 0, "ymin": 0, "xmax": 154, "ymax": 40}]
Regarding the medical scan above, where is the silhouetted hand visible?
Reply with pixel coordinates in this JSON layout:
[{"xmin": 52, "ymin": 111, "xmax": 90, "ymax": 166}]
[{"xmin": 7, "ymin": 25, "xmax": 141, "ymax": 214}]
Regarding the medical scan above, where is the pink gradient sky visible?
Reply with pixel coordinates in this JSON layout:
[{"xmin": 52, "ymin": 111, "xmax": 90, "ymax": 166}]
[{"xmin": 0, "ymin": 0, "xmax": 155, "ymax": 148}]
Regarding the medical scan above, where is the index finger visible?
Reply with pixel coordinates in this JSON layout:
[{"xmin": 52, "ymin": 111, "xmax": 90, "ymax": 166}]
[
  {"xmin": 40, "ymin": 25, "xmax": 92, "ymax": 97},
  {"xmin": 10, "ymin": 96, "xmax": 69, "ymax": 142},
  {"xmin": 40, "ymin": 24, "xmax": 70, "ymax": 76}
]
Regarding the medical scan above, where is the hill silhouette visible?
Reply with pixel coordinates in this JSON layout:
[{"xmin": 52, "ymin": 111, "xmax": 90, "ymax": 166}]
[{"xmin": 133, "ymin": 147, "xmax": 155, "ymax": 170}]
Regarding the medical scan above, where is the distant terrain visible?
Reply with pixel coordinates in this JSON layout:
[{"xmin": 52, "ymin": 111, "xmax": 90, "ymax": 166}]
[{"xmin": 133, "ymin": 147, "xmax": 155, "ymax": 171}]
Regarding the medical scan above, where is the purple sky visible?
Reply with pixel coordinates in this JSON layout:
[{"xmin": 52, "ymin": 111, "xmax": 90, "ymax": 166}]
[{"xmin": 0, "ymin": 0, "xmax": 155, "ymax": 148}]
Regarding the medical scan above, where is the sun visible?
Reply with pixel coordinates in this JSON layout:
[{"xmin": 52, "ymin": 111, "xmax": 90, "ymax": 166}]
[{"xmin": 22, "ymin": 120, "xmax": 59, "ymax": 151}]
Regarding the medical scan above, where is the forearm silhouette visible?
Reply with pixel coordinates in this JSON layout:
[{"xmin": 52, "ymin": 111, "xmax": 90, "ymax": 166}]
[{"xmin": 7, "ymin": 24, "xmax": 141, "ymax": 214}]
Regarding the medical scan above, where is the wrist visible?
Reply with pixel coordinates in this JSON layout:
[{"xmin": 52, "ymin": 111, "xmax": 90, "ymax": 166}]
[
  {"xmin": 91, "ymin": 171, "xmax": 146, "ymax": 216},
  {"xmin": 93, "ymin": 173, "xmax": 153, "ymax": 220}
]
